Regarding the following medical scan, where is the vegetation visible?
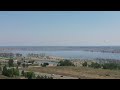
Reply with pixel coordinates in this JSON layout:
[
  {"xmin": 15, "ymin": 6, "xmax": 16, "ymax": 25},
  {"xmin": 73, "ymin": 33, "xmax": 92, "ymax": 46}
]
[
  {"xmin": 36, "ymin": 75, "xmax": 53, "ymax": 79},
  {"xmin": 82, "ymin": 61, "xmax": 87, "ymax": 67},
  {"xmin": 13, "ymin": 68, "xmax": 19, "ymax": 76},
  {"xmin": 89, "ymin": 62, "xmax": 101, "ymax": 69},
  {"xmin": 24, "ymin": 66, "xmax": 120, "ymax": 79},
  {"xmin": 57, "ymin": 60, "xmax": 75, "ymax": 66},
  {"xmin": 8, "ymin": 59, "xmax": 14, "ymax": 67},
  {"xmin": 41, "ymin": 63, "xmax": 49, "ymax": 67},
  {"xmin": 2, "ymin": 65, "xmax": 19, "ymax": 77},
  {"xmin": 24, "ymin": 71, "xmax": 35, "ymax": 79},
  {"xmin": 21, "ymin": 70, "xmax": 24, "ymax": 76},
  {"xmin": 87, "ymin": 61, "xmax": 120, "ymax": 70},
  {"xmin": 2, "ymin": 65, "xmax": 7, "ymax": 76},
  {"xmin": 22, "ymin": 63, "xmax": 28, "ymax": 68},
  {"xmin": 102, "ymin": 63, "xmax": 120, "ymax": 70}
]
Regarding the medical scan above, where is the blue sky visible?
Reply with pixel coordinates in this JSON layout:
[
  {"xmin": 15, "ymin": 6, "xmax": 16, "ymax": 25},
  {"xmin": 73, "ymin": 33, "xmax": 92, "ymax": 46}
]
[{"xmin": 0, "ymin": 11, "xmax": 120, "ymax": 46}]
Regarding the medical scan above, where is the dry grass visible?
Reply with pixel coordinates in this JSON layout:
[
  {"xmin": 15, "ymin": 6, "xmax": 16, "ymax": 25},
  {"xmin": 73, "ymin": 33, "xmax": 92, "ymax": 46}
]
[
  {"xmin": 0, "ymin": 74, "xmax": 21, "ymax": 79},
  {"xmin": 23, "ymin": 66, "xmax": 120, "ymax": 79}
]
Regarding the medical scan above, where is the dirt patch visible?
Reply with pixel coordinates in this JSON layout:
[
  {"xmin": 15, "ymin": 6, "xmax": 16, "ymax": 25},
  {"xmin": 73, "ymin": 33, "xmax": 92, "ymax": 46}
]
[{"xmin": 22, "ymin": 66, "xmax": 120, "ymax": 79}]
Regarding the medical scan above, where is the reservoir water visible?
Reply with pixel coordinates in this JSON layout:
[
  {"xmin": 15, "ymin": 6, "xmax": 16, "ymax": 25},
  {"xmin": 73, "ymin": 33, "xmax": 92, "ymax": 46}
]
[{"xmin": 0, "ymin": 46, "xmax": 120, "ymax": 60}]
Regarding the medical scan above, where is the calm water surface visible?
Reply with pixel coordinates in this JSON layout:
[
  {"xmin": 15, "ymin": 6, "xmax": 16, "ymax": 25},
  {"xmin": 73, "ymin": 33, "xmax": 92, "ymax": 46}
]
[{"xmin": 0, "ymin": 46, "xmax": 120, "ymax": 60}]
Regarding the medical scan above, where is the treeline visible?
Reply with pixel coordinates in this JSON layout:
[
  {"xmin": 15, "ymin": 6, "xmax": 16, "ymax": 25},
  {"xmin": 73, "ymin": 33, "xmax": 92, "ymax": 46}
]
[{"xmin": 82, "ymin": 61, "xmax": 120, "ymax": 70}]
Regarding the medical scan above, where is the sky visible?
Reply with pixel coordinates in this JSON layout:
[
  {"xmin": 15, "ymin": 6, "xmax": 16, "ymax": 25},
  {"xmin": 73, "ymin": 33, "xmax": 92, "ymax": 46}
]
[{"xmin": 0, "ymin": 11, "xmax": 120, "ymax": 46}]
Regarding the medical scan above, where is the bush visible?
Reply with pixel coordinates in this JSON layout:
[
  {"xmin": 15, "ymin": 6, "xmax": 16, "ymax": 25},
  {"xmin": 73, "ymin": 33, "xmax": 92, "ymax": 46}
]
[
  {"xmin": 24, "ymin": 71, "xmax": 35, "ymax": 79},
  {"xmin": 7, "ymin": 69, "xmax": 13, "ymax": 77},
  {"xmin": 82, "ymin": 61, "xmax": 87, "ymax": 67},
  {"xmin": 36, "ymin": 75, "xmax": 53, "ymax": 79},
  {"xmin": 13, "ymin": 68, "xmax": 19, "ymax": 76},
  {"xmin": 89, "ymin": 62, "xmax": 101, "ymax": 69},
  {"xmin": 21, "ymin": 70, "xmax": 24, "ymax": 76},
  {"xmin": 2, "ymin": 65, "xmax": 19, "ymax": 77},
  {"xmin": 88, "ymin": 62, "xmax": 120, "ymax": 70},
  {"xmin": 41, "ymin": 63, "xmax": 49, "ymax": 67},
  {"xmin": 2, "ymin": 65, "xmax": 8, "ymax": 76},
  {"xmin": 57, "ymin": 60, "xmax": 75, "ymax": 66},
  {"xmin": 102, "ymin": 63, "xmax": 119, "ymax": 70}
]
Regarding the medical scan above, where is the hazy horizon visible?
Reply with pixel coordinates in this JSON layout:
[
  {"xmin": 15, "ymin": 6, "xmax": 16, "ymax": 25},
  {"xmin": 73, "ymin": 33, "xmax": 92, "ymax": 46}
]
[{"xmin": 0, "ymin": 11, "xmax": 120, "ymax": 46}]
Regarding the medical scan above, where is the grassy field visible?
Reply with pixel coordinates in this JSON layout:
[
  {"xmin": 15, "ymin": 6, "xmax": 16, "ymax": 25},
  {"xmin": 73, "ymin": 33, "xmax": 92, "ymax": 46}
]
[{"xmin": 24, "ymin": 66, "xmax": 120, "ymax": 79}]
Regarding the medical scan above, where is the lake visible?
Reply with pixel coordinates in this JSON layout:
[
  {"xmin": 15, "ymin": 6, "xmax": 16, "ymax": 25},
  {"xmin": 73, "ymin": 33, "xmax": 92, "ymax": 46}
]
[{"xmin": 0, "ymin": 46, "xmax": 120, "ymax": 60}]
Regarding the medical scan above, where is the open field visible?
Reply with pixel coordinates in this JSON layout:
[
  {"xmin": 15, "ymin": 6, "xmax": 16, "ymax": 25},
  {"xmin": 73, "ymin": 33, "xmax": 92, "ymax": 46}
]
[{"xmin": 23, "ymin": 66, "xmax": 120, "ymax": 79}]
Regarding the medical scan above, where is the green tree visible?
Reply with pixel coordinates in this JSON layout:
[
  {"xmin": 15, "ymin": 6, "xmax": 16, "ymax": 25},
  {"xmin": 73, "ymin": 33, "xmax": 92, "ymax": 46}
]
[
  {"xmin": 2, "ymin": 65, "xmax": 19, "ymax": 77},
  {"xmin": 13, "ymin": 68, "xmax": 19, "ymax": 76},
  {"xmin": 89, "ymin": 62, "xmax": 101, "ymax": 69},
  {"xmin": 21, "ymin": 70, "xmax": 24, "ymax": 76},
  {"xmin": 8, "ymin": 59, "xmax": 14, "ymax": 67},
  {"xmin": 25, "ymin": 72, "xmax": 35, "ymax": 79},
  {"xmin": 7, "ymin": 69, "xmax": 13, "ymax": 77},
  {"xmin": 82, "ymin": 61, "xmax": 87, "ymax": 67},
  {"xmin": 2, "ymin": 65, "xmax": 7, "ymax": 76},
  {"xmin": 102, "ymin": 63, "xmax": 118, "ymax": 70}
]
